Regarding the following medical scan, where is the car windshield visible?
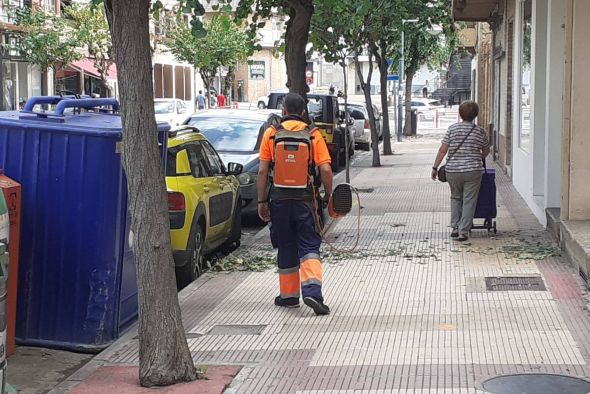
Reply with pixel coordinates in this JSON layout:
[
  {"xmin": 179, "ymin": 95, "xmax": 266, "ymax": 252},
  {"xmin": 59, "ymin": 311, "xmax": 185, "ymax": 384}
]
[
  {"xmin": 154, "ymin": 101, "xmax": 174, "ymax": 114},
  {"xmin": 186, "ymin": 117, "xmax": 262, "ymax": 152},
  {"xmin": 429, "ymin": 100, "xmax": 442, "ymax": 106},
  {"xmin": 308, "ymin": 99, "xmax": 323, "ymax": 121}
]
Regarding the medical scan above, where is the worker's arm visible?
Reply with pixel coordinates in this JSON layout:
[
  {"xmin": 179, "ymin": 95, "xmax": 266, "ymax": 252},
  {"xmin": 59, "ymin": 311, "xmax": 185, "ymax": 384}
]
[
  {"xmin": 431, "ymin": 143, "xmax": 449, "ymax": 180},
  {"xmin": 318, "ymin": 163, "xmax": 333, "ymax": 200},
  {"xmin": 257, "ymin": 160, "xmax": 271, "ymax": 222}
]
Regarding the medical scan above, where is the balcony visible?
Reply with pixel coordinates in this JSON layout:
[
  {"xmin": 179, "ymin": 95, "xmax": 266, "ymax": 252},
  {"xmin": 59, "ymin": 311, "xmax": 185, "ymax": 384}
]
[{"xmin": 453, "ymin": 0, "xmax": 499, "ymax": 21}]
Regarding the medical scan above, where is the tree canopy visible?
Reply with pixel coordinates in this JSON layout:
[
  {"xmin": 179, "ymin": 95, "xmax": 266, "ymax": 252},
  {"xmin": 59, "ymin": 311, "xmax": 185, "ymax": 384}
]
[
  {"xmin": 167, "ymin": 14, "xmax": 250, "ymax": 96},
  {"xmin": 14, "ymin": 7, "xmax": 81, "ymax": 73},
  {"xmin": 65, "ymin": 3, "xmax": 114, "ymax": 94}
]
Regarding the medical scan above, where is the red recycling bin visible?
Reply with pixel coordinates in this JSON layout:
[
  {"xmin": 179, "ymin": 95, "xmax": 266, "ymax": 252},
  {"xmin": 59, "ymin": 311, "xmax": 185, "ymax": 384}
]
[{"xmin": 0, "ymin": 171, "xmax": 21, "ymax": 357}]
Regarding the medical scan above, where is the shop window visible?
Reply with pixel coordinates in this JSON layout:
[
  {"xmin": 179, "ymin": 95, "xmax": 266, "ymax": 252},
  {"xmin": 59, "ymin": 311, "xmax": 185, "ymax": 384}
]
[
  {"xmin": 519, "ymin": 0, "xmax": 532, "ymax": 153},
  {"xmin": 163, "ymin": 65, "xmax": 173, "ymax": 98},
  {"xmin": 183, "ymin": 67, "xmax": 191, "ymax": 101},
  {"xmin": 0, "ymin": 0, "xmax": 24, "ymax": 23},
  {"xmin": 154, "ymin": 64, "xmax": 163, "ymax": 98},
  {"xmin": 175, "ymin": 66, "xmax": 184, "ymax": 100}
]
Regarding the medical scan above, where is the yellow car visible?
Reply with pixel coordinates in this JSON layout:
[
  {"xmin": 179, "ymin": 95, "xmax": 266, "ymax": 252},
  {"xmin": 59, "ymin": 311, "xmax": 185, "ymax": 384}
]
[{"xmin": 166, "ymin": 126, "xmax": 243, "ymax": 287}]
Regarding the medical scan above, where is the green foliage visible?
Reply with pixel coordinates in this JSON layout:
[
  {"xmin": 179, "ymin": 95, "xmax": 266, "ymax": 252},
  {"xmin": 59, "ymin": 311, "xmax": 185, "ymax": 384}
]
[
  {"xmin": 397, "ymin": 0, "xmax": 457, "ymax": 76},
  {"xmin": 14, "ymin": 7, "xmax": 81, "ymax": 72},
  {"xmin": 64, "ymin": 4, "xmax": 114, "ymax": 85},
  {"xmin": 167, "ymin": 14, "xmax": 250, "ymax": 91}
]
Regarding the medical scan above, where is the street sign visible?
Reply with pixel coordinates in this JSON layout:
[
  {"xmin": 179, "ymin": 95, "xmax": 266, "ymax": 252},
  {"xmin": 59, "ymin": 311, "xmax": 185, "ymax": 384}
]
[
  {"xmin": 387, "ymin": 75, "xmax": 399, "ymax": 81},
  {"xmin": 305, "ymin": 70, "xmax": 313, "ymax": 78}
]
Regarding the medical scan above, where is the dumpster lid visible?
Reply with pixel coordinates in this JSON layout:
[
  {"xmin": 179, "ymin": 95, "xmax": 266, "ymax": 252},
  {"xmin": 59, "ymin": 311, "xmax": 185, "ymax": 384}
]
[{"xmin": 0, "ymin": 111, "xmax": 170, "ymax": 137}]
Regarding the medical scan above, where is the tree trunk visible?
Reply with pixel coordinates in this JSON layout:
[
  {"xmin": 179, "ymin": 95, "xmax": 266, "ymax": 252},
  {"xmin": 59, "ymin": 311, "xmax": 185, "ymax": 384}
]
[
  {"xmin": 104, "ymin": 0, "xmax": 197, "ymax": 387},
  {"xmin": 100, "ymin": 79, "xmax": 111, "ymax": 98},
  {"xmin": 341, "ymin": 62, "xmax": 350, "ymax": 183},
  {"xmin": 200, "ymin": 70, "xmax": 215, "ymax": 109},
  {"xmin": 403, "ymin": 71, "xmax": 415, "ymax": 136},
  {"xmin": 40, "ymin": 69, "xmax": 48, "ymax": 96},
  {"xmin": 224, "ymin": 66, "xmax": 235, "ymax": 102},
  {"xmin": 354, "ymin": 54, "xmax": 380, "ymax": 167},
  {"xmin": 373, "ymin": 43, "xmax": 393, "ymax": 155},
  {"xmin": 284, "ymin": 1, "xmax": 313, "ymax": 98}
]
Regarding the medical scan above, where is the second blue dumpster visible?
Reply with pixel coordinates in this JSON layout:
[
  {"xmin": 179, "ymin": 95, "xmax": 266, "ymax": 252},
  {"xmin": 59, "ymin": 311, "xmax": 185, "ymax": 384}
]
[{"xmin": 0, "ymin": 96, "xmax": 170, "ymax": 351}]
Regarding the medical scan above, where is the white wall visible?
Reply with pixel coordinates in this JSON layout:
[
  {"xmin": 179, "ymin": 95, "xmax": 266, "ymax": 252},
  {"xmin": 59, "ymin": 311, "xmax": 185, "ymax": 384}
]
[{"xmin": 511, "ymin": 0, "xmax": 564, "ymax": 225}]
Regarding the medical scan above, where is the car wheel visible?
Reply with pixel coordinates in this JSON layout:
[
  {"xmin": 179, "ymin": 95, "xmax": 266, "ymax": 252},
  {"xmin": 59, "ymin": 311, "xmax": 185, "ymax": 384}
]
[
  {"xmin": 222, "ymin": 199, "xmax": 242, "ymax": 253},
  {"xmin": 176, "ymin": 224, "xmax": 204, "ymax": 288},
  {"xmin": 258, "ymin": 101, "xmax": 266, "ymax": 109}
]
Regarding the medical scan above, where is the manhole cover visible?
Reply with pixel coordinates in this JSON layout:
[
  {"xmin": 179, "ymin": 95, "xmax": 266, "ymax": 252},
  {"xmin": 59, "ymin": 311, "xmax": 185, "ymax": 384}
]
[
  {"xmin": 207, "ymin": 324, "xmax": 266, "ymax": 335},
  {"xmin": 483, "ymin": 373, "xmax": 590, "ymax": 393},
  {"xmin": 485, "ymin": 276, "xmax": 546, "ymax": 291}
]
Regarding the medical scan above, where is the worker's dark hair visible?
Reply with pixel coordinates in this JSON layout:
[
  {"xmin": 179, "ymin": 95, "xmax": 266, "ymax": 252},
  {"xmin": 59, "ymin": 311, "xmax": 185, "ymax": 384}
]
[
  {"xmin": 283, "ymin": 93, "xmax": 306, "ymax": 115},
  {"xmin": 459, "ymin": 101, "xmax": 479, "ymax": 122},
  {"xmin": 199, "ymin": 90, "xmax": 202, "ymax": 94}
]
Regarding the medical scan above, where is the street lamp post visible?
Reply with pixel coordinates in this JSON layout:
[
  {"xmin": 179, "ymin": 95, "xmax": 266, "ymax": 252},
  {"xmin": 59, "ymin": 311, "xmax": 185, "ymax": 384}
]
[{"xmin": 397, "ymin": 19, "xmax": 418, "ymax": 142}]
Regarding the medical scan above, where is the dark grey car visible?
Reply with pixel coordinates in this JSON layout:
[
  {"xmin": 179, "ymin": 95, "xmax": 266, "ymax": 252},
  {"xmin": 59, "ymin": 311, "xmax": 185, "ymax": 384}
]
[{"xmin": 184, "ymin": 109, "xmax": 281, "ymax": 217}]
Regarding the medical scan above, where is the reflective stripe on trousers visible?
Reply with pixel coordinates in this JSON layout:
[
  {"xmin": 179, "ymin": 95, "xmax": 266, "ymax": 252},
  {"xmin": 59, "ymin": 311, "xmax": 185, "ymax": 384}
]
[{"xmin": 270, "ymin": 200, "xmax": 324, "ymax": 301}]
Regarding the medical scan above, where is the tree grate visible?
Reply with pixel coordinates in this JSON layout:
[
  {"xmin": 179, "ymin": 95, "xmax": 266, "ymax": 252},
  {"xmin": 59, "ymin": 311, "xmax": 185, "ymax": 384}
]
[
  {"xmin": 485, "ymin": 276, "xmax": 546, "ymax": 291},
  {"xmin": 207, "ymin": 324, "xmax": 267, "ymax": 336}
]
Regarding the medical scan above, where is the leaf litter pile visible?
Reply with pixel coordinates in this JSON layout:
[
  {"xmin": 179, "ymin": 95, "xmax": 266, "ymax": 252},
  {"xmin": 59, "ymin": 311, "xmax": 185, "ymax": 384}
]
[
  {"xmin": 209, "ymin": 248, "xmax": 277, "ymax": 272},
  {"xmin": 460, "ymin": 232, "xmax": 561, "ymax": 261},
  {"xmin": 208, "ymin": 229, "xmax": 562, "ymax": 272}
]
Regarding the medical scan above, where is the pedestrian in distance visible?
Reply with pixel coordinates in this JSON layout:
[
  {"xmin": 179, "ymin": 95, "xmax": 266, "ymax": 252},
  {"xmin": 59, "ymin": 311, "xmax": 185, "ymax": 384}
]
[
  {"xmin": 422, "ymin": 80, "xmax": 429, "ymax": 98},
  {"xmin": 431, "ymin": 101, "xmax": 491, "ymax": 242},
  {"xmin": 217, "ymin": 92, "xmax": 226, "ymax": 108},
  {"xmin": 257, "ymin": 93, "xmax": 333, "ymax": 315},
  {"xmin": 195, "ymin": 90, "xmax": 206, "ymax": 110}
]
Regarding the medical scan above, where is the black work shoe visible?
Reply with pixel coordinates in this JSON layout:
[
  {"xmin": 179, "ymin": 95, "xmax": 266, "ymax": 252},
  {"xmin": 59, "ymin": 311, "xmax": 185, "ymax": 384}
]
[
  {"xmin": 451, "ymin": 228, "xmax": 459, "ymax": 238},
  {"xmin": 457, "ymin": 234, "xmax": 469, "ymax": 242},
  {"xmin": 303, "ymin": 297, "xmax": 330, "ymax": 315},
  {"xmin": 275, "ymin": 296, "xmax": 300, "ymax": 308}
]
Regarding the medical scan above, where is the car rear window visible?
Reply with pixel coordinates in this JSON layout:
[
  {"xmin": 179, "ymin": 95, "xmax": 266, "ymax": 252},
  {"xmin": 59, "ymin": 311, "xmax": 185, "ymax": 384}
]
[{"xmin": 186, "ymin": 117, "xmax": 263, "ymax": 152}]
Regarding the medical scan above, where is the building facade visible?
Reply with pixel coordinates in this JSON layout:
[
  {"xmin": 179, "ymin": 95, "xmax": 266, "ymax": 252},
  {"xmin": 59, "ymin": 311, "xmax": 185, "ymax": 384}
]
[
  {"xmin": 0, "ymin": 0, "xmax": 60, "ymax": 110},
  {"xmin": 456, "ymin": 0, "xmax": 590, "ymax": 283}
]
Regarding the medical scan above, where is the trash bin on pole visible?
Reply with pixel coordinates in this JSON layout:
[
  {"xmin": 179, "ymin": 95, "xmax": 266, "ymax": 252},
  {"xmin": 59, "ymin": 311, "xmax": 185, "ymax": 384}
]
[
  {"xmin": 0, "ymin": 96, "xmax": 169, "ymax": 352},
  {"xmin": 410, "ymin": 109, "xmax": 418, "ymax": 136}
]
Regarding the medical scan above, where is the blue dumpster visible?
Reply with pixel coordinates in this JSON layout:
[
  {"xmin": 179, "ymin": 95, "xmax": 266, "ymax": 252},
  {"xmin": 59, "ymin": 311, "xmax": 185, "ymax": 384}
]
[{"xmin": 0, "ymin": 97, "xmax": 170, "ymax": 352}]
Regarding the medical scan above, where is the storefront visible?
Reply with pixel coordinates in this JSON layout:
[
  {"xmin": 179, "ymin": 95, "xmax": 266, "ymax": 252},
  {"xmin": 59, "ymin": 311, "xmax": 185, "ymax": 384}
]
[
  {"xmin": 0, "ymin": 34, "xmax": 43, "ymax": 111},
  {"xmin": 55, "ymin": 59, "xmax": 118, "ymax": 98}
]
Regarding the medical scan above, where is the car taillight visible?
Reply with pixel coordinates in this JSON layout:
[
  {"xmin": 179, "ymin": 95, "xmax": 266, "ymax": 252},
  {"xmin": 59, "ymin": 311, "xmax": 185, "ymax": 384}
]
[
  {"xmin": 364, "ymin": 119, "xmax": 370, "ymax": 129},
  {"xmin": 168, "ymin": 192, "xmax": 185, "ymax": 211}
]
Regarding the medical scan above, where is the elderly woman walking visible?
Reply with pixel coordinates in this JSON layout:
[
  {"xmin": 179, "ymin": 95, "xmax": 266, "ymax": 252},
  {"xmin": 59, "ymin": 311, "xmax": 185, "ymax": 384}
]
[{"xmin": 431, "ymin": 101, "xmax": 490, "ymax": 242}]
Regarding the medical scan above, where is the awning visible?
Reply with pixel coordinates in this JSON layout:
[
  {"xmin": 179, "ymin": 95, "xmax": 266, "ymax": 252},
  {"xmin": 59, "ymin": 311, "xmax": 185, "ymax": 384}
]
[
  {"xmin": 453, "ymin": 0, "xmax": 499, "ymax": 21},
  {"xmin": 70, "ymin": 59, "xmax": 117, "ymax": 80}
]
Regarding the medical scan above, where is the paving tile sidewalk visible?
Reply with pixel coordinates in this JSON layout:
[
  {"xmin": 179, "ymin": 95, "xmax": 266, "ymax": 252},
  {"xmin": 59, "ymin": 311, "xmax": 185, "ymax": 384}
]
[{"xmin": 54, "ymin": 138, "xmax": 590, "ymax": 393}]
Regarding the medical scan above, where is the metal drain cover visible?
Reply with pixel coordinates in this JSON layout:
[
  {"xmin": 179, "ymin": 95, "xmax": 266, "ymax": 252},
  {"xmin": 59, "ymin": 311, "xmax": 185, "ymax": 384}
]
[
  {"xmin": 485, "ymin": 276, "xmax": 546, "ymax": 291},
  {"xmin": 483, "ymin": 373, "xmax": 590, "ymax": 393},
  {"xmin": 207, "ymin": 324, "xmax": 266, "ymax": 335}
]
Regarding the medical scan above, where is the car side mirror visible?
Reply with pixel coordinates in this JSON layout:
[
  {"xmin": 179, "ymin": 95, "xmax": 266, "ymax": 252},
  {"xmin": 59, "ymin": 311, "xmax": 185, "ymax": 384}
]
[
  {"xmin": 176, "ymin": 149, "xmax": 191, "ymax": 175},
  {"xmin": 227, "ymin": 162, "xmax": 243, "ymax": 176}
]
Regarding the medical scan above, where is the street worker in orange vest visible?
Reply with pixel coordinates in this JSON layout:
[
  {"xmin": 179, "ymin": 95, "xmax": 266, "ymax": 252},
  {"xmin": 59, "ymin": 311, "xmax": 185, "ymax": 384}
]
[{"xmin": 257, "ymin": 93, "xmax": 333, "ymax": 315}]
